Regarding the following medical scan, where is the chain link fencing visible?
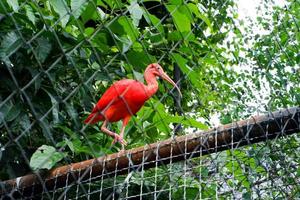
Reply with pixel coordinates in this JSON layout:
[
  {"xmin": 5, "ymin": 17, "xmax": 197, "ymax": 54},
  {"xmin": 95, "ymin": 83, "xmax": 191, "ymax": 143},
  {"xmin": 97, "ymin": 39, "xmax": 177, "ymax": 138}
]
[{"xmin": 0, "ymin": 0, "xmax": 299, "ymax": 199}]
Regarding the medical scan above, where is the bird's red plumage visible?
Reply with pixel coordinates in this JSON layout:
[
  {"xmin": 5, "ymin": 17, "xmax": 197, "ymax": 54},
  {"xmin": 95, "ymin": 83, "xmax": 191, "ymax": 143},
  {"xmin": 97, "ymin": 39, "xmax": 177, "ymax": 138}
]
[
  {"xmin": 84, "ymin": 63, "xmax": 181, "ymax": 147},
  {"xmin": 84, "ymin": 79, "xmax": 153, "ymax": 124}
]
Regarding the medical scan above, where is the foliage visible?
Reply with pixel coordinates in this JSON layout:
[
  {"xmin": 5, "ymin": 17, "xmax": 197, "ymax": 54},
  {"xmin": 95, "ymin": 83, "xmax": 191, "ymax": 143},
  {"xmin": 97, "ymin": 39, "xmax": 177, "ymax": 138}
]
[
  {"xmin": 248, "ymin": 0, "xmax": 300, "ymax": 109},
  {"xmin": 0, "ymin": 0, "xmax": 239, "ymax": 177},
  {"xmin": 0, "ymin": 0, "xmax": 299, "ymax": 198},
  {"xmin": 29, "ymin": 145, "xmax": 65, "ymax": 170}
]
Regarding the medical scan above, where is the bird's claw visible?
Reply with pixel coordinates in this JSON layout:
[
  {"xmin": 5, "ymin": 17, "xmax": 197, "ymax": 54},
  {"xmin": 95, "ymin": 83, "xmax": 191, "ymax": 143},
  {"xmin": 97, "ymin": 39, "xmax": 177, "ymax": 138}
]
[{"xmin": 112, "ymin": 134, "xmax": 127, "ymax": 146}]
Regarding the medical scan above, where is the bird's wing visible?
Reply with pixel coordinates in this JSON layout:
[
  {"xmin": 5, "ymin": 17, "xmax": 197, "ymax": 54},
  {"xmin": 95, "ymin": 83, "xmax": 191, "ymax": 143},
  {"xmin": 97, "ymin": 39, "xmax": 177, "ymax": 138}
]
[{"xmin": 91, "ymin": 79, "xmax": 137, "ymax": 113}]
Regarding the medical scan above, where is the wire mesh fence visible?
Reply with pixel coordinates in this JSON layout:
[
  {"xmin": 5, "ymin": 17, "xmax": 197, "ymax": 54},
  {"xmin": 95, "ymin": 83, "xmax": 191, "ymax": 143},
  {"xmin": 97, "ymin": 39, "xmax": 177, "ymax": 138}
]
[
  {"xmin": 1, "ymin": 107, "xmax": 300, "ymax": 199},
  {"xmin": 0, "ymin": 0, "xmax": 299, "ymax": 199}
]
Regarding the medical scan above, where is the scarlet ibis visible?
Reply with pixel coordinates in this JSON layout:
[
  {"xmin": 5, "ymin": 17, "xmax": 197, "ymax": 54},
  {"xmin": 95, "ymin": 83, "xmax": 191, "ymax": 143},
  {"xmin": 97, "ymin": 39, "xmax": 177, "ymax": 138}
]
[{"xmin": 84, "ymin": 63, "xmax": 182, "ymax": 148}]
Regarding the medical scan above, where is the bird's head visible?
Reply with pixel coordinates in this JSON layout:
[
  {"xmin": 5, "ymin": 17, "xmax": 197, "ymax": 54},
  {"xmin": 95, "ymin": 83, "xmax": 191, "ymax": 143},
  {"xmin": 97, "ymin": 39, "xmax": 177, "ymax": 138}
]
[{"xmin": 146, "ymin": 63, "xmax": 182, "ymax": 97}]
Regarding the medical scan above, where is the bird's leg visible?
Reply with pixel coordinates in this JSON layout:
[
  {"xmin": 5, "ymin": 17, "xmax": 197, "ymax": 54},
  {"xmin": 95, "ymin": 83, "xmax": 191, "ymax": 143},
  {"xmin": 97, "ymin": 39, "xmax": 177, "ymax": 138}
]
[
  {"xmin": 119, "ymin": 125, "xmax": 126, "ymax": 151},
  {"xmin": 101, "ymin": 120, "xmax": 127, "ymax": 146},
  {"xmin": 112, "ymin": 116, "xmax": 131, "ymax": 150}
]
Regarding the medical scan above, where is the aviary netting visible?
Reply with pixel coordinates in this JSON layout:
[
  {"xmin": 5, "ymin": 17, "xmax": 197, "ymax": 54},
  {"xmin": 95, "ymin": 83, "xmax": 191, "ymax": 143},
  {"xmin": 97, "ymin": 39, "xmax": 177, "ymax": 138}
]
[{"xmin": 0, "ymin": 0, "xmax": 299, "ymax": 199}]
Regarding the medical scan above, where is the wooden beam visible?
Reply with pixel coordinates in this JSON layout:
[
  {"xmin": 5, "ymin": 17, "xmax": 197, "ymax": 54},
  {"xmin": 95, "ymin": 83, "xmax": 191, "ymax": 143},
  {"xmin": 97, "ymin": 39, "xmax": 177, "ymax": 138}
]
[{"xmin": 1, "ymin": 107, "xmax": 299, "ymax": 198}]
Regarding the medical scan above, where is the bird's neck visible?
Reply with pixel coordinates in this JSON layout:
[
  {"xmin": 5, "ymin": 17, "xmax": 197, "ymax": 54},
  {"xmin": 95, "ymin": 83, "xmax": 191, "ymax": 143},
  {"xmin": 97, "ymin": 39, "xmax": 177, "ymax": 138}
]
[{"xmin": 144, "ymin": 72, "xmax": 158, "ymax": 97}]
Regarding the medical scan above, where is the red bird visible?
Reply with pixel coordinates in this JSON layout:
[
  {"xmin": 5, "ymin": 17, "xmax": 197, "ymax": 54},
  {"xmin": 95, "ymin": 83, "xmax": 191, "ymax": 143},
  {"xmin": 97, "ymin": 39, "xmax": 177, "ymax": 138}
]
[{"xmin": 84, "ymin": 63, "xmax": 181, "ymax": 148}]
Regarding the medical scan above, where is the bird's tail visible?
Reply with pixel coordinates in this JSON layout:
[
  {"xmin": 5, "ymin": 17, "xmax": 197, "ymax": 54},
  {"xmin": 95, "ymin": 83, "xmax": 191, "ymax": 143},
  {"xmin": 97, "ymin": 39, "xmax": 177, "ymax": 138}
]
[{"xmin": 84, "ymin": 113, "xmax": 104, "ymax": 124}]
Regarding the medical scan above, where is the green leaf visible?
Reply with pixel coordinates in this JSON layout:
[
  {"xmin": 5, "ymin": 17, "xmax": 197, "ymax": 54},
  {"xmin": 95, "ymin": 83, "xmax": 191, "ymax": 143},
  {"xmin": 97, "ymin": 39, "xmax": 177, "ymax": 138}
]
[
  {"xmin": 56, "ymin": 125, "xmax": 76, "ymax": 137},
  {"xmin": 152, "ymin": 102, "xmax": 170, "ymax": 133},
  {"xmin": 91, "ymin": 31, "xmax": 110, "ymax": 52},
  {"xmin": 242, "ymin": 192, "xmax": 252, "ymax": 200},
  {"xmin": 113, "ymin": 34, "xmax": 132, "ymax": 53},
  {"xmin": 0, "ymin": 101, "xmax": 21, "ymax": 122},
  {"xmin": 68, "ymin": 139, "xmax": 91, "ymax": 154},
  {"xmin": 168, "ymin": 31, "xmax": 194, "ymax": 41},
  {"xmin": 151, "ymin": 102, "xmax": 208, "ymax": 134},
  {"xmin": 71, "ymin": 0, "xmax": 89, "ymax": 19},
  {"xmin": 81, "ymin": 1, "xmax": 100, "ymax": 23},
  {"xmin": 43, "ymin": 89, "xmax": 59, "ymax": 124},
  {"xmin": 30, "ymin": 145, "xmax": 65, "ymax": 170},
  {"xmin": 64, "ymin": 138, "xmax": 75, "ymax": 153},
  {"xmin": 24, "ymin": 4, "xmax": 36, "ymax": 24},
  {"xmin": 102, "ymin": 0, "xmax": 124, "ymax": 9},
  {"xmin": 136, "ymin": 106, "xmax": 154, "ymax": 123},
  {"xmin": 133, "ymin": 70, "xmax": 144, "ymax": 82},
  {"xmin": 27, "ymin": 68, "xmax": 42, "ymax": 93},
  {"xmin": 0, "ymin": 31, "xmax": 23, "ymax": 62},
  {"xmin": 166, "ymin": 5, "xmax": 191, "ymax": 34},
  {"xmin": 66, "ymin": 103, "xmax": 78, "ymax": 124},
  {"xmin": 171, "ymin": 53, "xmax": 201, "ymax": 89},
  {"xmin": 109, "ymin": 16, "xmax": 139, "ymax": 42},
  {"xmin": 180, "ymin": 117, "xmax": 208, "ymax": 130},
  {"xmin": 158, "ymin": 114, "xmax": 208, "ymax": 130},
  {"xmin": 169, "ymin": 0, "xmax": 183, "ymax": 5},
  {"xmin": 19, "ymin": 113, "xmax": 30, "ymax": 131},
  {"xmin": 84, "ymin": 27, "xmax": 94, "ymax": 37},
  {"xmin": 128, "ymin": 1, "xmax": 143, "ymax": 27},
  {"xmin": 5, "ymin": 103, "xmax": 21, "ymax": 122},
  {"xmin": 49, "ymin": 0, "xmax": 70, "ymax": 27},
  {"xmin": 126, "ymin": 50, "xmax": 155, "ymax": 68},
  {"xmin": 187, "ymin": 3, "xmax": 213, "ymax": 32},
  {"xmin": 6, "ymin": 0, "xmax": 19, "ymax": 12},
  {"xmin": 142, "ymin": 10, "xmax": 164, "ymax": 34},
  {"xmin": 36, "ymin": 37, "xmax": 52, "ymax": 63}
]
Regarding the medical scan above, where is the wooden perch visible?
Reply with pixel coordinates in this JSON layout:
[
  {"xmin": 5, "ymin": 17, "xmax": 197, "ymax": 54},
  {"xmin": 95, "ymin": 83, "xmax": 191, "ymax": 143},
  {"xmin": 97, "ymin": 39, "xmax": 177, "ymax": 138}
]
[{"xmin": 1, "ymin": 107, "xmax": 299, "ymax": 198}]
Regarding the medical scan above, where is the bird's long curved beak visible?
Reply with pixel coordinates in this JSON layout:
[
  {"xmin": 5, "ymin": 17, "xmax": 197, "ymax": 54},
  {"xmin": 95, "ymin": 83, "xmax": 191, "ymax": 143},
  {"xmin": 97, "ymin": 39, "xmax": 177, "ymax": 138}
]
[{"xmin": 160, "ymin": 72, "xmax": 182, "ymax": 97}]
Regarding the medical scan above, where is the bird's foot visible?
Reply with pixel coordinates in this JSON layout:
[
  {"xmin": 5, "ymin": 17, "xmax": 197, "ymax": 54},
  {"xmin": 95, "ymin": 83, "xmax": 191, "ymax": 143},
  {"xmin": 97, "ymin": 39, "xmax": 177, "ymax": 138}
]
[{"xmin": 112, "ymin": 134, "xmax": 127, "ymax": 146}]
